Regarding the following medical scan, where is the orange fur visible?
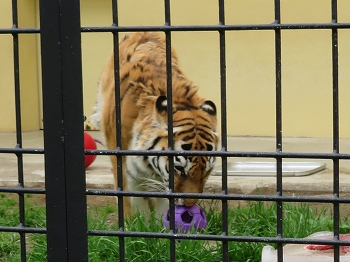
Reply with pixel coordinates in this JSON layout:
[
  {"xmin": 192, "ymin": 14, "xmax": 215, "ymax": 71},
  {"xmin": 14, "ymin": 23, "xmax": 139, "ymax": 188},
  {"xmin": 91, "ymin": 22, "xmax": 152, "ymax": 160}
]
[{"xmin": 91, "ymin": 32, "xmax": 219, "ymax": 217}]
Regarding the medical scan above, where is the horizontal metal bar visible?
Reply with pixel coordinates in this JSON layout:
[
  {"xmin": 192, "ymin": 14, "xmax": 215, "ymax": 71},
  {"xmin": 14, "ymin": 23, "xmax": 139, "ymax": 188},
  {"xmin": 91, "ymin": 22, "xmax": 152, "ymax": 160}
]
[
  {"xmin": 85, "ymin": 148, "xmax": 350, "ymax": 159},
  {"xmin": 0, "ymin": 187, "xmax": 46, "ymax": 194},
  {"xmin": 88, "ymin": 230, "xmax": 350, "ymax": 246},
  {"xmin": 1, "ymin": 21, "xmax": 350, "ymax": 36},
  {"xmin": 0, "ymin": 225, "xmax": 46, "ymax": 234},
  {"xmin": 1, "ymin": 146, "xmax": 348, "ymax": 159},
  {"xmin": 0, "ymin": 146, "xmax": 344, "ymax": 160},
  {"xmin": 0, "ymin": 21, "xmax": 349, "ymax": 36},
  {"xmin": 0, "ymin": 148, "xmax": 44, "ymax": 154},
  {"xmin": 0, "ymin": 27, "xmax": 40, "ymax": 34},
  {"xmin": 81, "ymin": 22, "xmax": 350, "ymax": 33},
  {"xmin": 86, "ymin": 189, "xmax": 350, "ymax": 204}
]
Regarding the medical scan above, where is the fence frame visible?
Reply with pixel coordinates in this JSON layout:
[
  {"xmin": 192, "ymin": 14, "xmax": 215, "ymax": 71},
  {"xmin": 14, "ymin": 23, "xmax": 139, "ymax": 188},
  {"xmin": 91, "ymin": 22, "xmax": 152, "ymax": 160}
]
[
  {"xmin": 0, "ymin": 0, "xmax": 350, "ymax": 261},
  {"xmin": 40, "ymin": 0, "xmax": 88, "ymax": 261}
]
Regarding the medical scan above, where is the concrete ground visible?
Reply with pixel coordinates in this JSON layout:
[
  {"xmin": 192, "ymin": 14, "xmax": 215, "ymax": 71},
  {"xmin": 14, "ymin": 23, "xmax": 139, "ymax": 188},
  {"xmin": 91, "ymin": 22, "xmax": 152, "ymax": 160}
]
[{"xmin": 1, "ymin": 131, "xmax": 350, "ymax": 198}]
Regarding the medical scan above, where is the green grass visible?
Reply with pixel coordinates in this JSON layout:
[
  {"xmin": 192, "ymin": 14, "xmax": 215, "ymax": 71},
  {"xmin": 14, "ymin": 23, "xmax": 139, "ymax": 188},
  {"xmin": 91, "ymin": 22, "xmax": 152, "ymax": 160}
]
[
  {"xmin": 0, "ymin": 193, "xmax": 349, "ymax": 262},
  {"xmin": 0, "ymin": 193, "xmax": 46, "ymax": 261}
]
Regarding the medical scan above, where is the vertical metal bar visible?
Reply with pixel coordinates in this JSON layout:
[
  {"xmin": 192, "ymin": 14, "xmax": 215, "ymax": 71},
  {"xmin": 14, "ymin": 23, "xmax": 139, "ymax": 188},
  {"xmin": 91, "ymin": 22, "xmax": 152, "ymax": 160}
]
[
  {"xmin": 40, "ymin": 0, "xmax": 68, "ymax": 259},
  {"xmin": 164, "ymin": 0, "xmax": 174, "ymax": 185},
  {"xmin": 59, "ymin": 1, "xmax": 88, "ymax": 260},
  {"xmin": 164, "ymin": 1, "xmax": 176, "ymax": 261},
  {"xmin": 274, "ymin": 0, "xmax": 283, "ymax": 261},
  {"xmin": 218, "ymin": 0, "xmax": 228, "ymax": 261},
  {"xmin": 11, "ymin": 0, "xmax": 26, "ymax": 260},
  {"xmin": 331, "ymin": 1, "xmax": 340, "ymax": 261},
  {"xmin": 40, "ymin": 0, "xmax": 88, "ymax": 261},
  {"xmin": 12, "ymin": 0, "xmax": 22, "ymax": 145},
  {"xmin": 111, "ymin": 1, "xmax": 126, "ymax": 260}
]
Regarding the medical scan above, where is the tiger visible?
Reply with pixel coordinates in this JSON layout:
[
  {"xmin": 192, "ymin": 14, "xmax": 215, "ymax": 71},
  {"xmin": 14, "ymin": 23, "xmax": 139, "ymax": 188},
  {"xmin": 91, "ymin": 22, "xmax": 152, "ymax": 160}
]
[{"xmin": 91, "ymin": 32, "xmax": 219, "ymax": 218}]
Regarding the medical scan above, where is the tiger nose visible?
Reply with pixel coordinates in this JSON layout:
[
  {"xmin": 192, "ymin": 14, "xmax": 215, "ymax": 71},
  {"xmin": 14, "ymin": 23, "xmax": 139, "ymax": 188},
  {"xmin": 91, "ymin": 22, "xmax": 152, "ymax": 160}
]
[{"xmin": 183, "ymin": 198, "xmax": 197, "ymax": 207}]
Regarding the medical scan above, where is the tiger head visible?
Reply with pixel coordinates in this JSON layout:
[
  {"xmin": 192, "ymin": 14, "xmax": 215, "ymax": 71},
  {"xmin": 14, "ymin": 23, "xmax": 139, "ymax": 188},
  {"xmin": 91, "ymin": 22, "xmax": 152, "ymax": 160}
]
[{"xmin": 129, "ymin": 91, "xmax": 219, "ymax": 207}]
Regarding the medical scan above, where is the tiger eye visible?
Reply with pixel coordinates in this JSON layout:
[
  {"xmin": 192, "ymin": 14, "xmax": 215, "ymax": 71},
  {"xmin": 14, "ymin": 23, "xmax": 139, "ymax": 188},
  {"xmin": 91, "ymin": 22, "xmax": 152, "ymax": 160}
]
[
  {"xmin": 181, "ymin": 144, "xmax": 192, "ymax": 151},
  {"xmin": 206, "ymin": 144, "xmax": 213, "ymax": 151}
]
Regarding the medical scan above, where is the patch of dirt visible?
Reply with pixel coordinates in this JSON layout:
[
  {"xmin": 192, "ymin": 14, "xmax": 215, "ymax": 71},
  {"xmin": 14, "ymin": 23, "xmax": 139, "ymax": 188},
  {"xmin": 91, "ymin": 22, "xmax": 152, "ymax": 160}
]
[{"xmin": 86, "ymin": 195, "xmax": 116, "ymax": 207}]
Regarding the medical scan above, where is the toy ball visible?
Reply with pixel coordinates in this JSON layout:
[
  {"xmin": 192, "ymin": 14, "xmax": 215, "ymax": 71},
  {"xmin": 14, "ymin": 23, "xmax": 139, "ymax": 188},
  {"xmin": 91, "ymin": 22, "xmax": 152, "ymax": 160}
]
[
  {"xmin": 162, "ymin": 204, "xmax": 207, "ymax": 233},
  {"xmin": 84, "ymin": 132, "xmax": 97, "ymax": 168}
]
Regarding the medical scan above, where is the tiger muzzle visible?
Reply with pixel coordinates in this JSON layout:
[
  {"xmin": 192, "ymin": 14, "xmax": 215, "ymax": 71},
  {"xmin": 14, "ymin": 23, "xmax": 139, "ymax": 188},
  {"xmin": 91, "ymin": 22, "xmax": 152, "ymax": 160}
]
[{"xmin": 183, "ymin": 198, "xmax": 198, "ymax": 207}]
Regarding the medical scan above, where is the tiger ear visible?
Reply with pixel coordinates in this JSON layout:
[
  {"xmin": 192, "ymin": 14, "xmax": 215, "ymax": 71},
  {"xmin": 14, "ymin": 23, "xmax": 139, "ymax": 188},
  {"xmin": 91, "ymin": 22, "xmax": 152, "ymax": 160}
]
[
  {"xmin": 201, "ymin": 100, "xmax": 216, "ymax": 115},
  {"xmin": 156, "ymin": 95, "xmax": 167, "ymax": 113}
]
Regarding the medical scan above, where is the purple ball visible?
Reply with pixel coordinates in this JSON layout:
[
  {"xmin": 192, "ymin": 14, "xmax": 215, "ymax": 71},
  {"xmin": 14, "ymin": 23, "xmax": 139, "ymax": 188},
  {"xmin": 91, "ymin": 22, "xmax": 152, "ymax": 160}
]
[{"xmin": 162, "ymin": 204, "xmax": 207, "ymax": 232}]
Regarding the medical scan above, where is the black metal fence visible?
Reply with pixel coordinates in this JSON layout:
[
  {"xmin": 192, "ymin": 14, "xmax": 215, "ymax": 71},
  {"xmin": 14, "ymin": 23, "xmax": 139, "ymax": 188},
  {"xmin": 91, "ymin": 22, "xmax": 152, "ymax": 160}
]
[{"xmin": 1, "ymin": 0, "xmax": 350, "ymax": 261}]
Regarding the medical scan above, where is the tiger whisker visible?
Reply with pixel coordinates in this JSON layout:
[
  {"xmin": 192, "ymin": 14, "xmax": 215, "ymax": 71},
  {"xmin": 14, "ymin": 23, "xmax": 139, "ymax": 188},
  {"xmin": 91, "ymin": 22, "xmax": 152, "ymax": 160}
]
[{"xmin": 138, "ymin": 178, "xmax": 168, "ymax": 192}]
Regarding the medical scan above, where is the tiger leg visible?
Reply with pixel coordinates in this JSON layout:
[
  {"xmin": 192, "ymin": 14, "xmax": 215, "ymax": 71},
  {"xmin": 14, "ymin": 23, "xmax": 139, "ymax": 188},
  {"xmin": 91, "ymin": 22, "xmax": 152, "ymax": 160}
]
[
  {"xmin": 145, "ymin": 198, "xmax": 169, "ymax": 219},
  {"xmin": 130, "ymin": 196, "xmax": 151, "ymax": 216},
  {"xmin": 153, "ymin": 198, "xmax": 169, "ymax": 219},
  {"xmin": 110, "ymin": 155, "xmax": 131, "ymax": 217}
]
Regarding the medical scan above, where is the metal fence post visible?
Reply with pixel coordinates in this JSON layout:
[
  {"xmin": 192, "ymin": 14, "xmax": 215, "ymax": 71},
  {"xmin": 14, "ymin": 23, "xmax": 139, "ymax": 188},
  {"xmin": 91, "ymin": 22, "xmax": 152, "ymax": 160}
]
[{"xmin": 40, "ymin": 0, "xmax": 88, "ymax": 261}]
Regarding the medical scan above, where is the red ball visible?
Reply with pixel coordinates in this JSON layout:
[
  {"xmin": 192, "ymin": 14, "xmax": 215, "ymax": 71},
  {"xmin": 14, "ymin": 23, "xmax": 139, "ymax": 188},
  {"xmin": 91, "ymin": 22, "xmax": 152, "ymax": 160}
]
[{"xmin": 84, "ymin": 132, "xmax": 97, "ymax": 168}]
